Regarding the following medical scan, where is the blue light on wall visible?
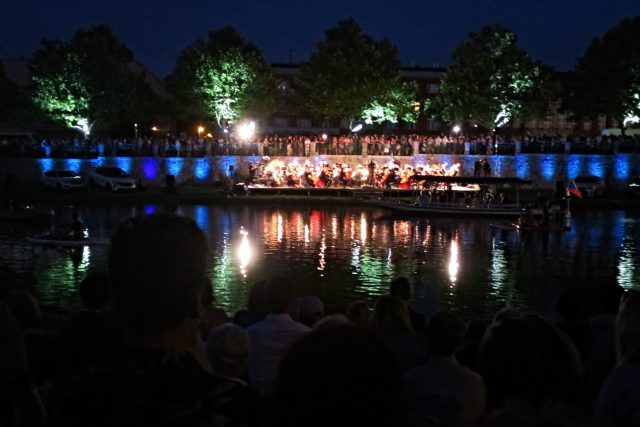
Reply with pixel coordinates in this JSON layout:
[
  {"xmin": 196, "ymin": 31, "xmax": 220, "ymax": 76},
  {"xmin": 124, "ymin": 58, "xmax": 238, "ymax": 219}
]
[
  {"xmin": 115, "ymin": 157, "xmax": 133, "ymax": 173},
  {"xmin": 63, "ymin": 159, "xmax": 82, "ymax": 174},
  {"xmin": 142, "ymin": 158, "xmax": 158, "ymax": 181},
  {"xmin": 614, "ymin": 155, "xmax": 629, "ymax": 181},
  {"xmin": 514, "ymin": 155, "xmax": 529, "ymax": 180},
  {"xmin": 492, "ymin": 156, "xmax": 504, "ymax": 177},
  {"xmin": 166, "ymin": 157, "xmax": 184, "ymax": 177},
  {"xmin": 36, "ymin": 158, "xmax": 55, "ymax": 174},
  {"xmin": 194, "ymin": 158, "xmax": 211, "ymax": 181},
  {"xmin": 588, "ymin": 155, "xmax": 605, "ymax": 178},
  {"xmin": 540, "ymin": 155, "xmax": 556, "ymax": 182},
  {"xmin": 144, "ymin": 204, "xmax": 156, "ymax": 215},
  {"xmin": 565, "ymin": 156, "xmax": 581, "ymax": 180},
  {"xmin": 221, "ymin": 156, "xmax": 237, "ymax": 177}
]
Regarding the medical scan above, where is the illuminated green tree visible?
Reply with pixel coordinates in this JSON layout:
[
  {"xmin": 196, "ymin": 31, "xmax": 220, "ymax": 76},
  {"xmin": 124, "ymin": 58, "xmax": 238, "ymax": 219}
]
[
  {"xmin": 167, "ymin": 26, "xmax": 276, "ymax": 128},
  {"xmin": 361, "ymin": 81, "xmax": 419, "ymax": 124},
  {"xmin": 296, "ymin": 18, "xmax": 416, "ymax": 127},
  {"xmin": 31, "ymin": 25, "xmax": 159, "ymax": 137},
  {"xmin": 566, "ymin": 16, "xmax": 640, "ymax": 130},
  {"xmin": 426, "ymin": 24, "xmax": 548, "ymax": 131}
]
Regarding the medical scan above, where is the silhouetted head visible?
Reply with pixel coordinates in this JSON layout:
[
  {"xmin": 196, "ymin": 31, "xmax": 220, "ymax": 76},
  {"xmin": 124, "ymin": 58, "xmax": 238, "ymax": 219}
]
[
  {"xmin": 481, "ymin": 315, "xmax": 585, "ymax": 405},
  {"xmin": 108, "ymin": 214, "xmax": 208, "ymax": 340},
  {"xmin": 275, "ymin": 324, "xmax": 403, "ymax": 427},
  {"xmin": 79, "ymin": 272, "xmax": 111, "ymax": 311},
  {"xmin": 265, "ymin": 275, "xmax": 295, "ymax": 314},
  {"xmin": 427, "ymin": 311, "xmax": 466, "ymax": 356},
  {"xmin": 616, "ymin": 292, "xmax": 640, "ymax": 364},
  {"xmin": 206, "ymin": 323, "xmax": 251, "ymax": 379},
  {"xmin": 5, "ymin": 291, "xmax": 41, "ymax": 330},
  {"xmin": 291, "ymin": 295, "xmax": 324, "ymax": 327},
  {"xmin": 346, "ymin": 300, "xmax": 370, "ymax": 327},
  {"xmin": 372, "ymin": 296, "xmax": 412, "ymax": 336},
  {"xmin": 389, "ymin": 277, "xmax": 412, "ymax": 301}
]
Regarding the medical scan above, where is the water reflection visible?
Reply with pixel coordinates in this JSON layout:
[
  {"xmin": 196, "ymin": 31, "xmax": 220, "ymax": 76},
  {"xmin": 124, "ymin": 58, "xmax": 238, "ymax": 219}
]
[
  {"xmin": 0, "ymin": 205, "xmax": 639, "ymax": 321},
  {"xmin": 448, "ymin": 238, "xmax": 459, "ymax": 285},
  {"xmin": 237, "ymin": 228, "xmax": 252, "ymax": 277}
]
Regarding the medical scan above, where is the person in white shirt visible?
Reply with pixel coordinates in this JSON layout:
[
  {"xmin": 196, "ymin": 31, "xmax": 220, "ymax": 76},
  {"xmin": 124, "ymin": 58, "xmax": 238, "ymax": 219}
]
[{"xmin": 246, "ymin": 275, "xmax": 310, "ymax": 393}]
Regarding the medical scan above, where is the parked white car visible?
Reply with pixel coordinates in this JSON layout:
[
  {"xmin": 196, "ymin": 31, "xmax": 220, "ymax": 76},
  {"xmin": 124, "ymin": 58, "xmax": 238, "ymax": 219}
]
[
  {"xmin": 88, "ymin": 167, "xmax": 136, "ymax": 191},
  {"xmin": 40, "ymin": 170, "xmax": 86, "ymax": 190}
]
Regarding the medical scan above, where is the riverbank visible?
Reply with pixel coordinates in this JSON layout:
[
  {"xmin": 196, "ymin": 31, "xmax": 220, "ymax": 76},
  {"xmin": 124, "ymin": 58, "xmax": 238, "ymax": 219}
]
[{"xmin": 5, "ymin": 184, "xmax": 640, "ymax": 211}]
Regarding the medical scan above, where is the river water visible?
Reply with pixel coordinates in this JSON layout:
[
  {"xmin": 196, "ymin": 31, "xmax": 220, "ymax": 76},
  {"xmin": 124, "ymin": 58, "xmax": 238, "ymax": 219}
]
[{"xmin": 1, "ymin": 204, "xmax": 639, "ymax": 321}]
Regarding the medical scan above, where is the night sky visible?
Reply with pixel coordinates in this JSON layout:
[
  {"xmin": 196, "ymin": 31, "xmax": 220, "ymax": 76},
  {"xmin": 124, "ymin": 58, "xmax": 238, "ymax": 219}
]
[{"xmin": 3, "ymin": 0, "xmax": 640, "ymax": 78}]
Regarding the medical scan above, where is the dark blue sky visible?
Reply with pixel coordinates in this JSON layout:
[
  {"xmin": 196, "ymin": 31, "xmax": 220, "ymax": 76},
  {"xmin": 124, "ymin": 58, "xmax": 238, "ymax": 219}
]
[{"xmin": 3, "ymin": 0, "xmax": 640, "ymax": 78}]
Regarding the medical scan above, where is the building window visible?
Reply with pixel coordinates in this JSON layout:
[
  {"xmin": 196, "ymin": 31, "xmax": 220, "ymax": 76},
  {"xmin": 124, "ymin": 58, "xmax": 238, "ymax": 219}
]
[
  {"xmin": 428, "ymin": 120, "xmax": 440, "ymax": 131},
  {"xmin": 598, "ymin": 115, "xmax": 606, "ymax": 129},
  {"xmin": 339, "ymin": 119, "xmax": 350, "ymax": 129},
  {"xmin": 583, "ymin": 121, "xmax": 592, "ymax": 131}
]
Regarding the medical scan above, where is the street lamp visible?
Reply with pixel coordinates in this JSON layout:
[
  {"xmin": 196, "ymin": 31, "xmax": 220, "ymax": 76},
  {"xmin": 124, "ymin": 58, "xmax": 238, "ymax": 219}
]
[
  {"xmin": 197, "ymin": 126, "xmax": 205, "ymax": 137},
  {"xmin": 151, "ymin": 126, "xmax": 158, "ymax": 132},
  {"xmin": 452, "ymin": 125, "xmax": 461, "ymax": 134}
]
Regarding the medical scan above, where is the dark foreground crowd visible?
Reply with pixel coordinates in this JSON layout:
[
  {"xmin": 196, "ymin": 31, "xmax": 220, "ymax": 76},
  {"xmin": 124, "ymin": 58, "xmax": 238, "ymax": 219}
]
[{"xmin": 1, "ymin": 214, "xmax": 639, "ymax": 427}]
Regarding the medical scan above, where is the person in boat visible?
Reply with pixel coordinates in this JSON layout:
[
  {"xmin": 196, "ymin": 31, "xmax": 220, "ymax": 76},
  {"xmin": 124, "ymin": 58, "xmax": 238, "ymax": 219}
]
[{"xmin": 68, "ymin": 212, "xmax": 85, "ymax": 240}]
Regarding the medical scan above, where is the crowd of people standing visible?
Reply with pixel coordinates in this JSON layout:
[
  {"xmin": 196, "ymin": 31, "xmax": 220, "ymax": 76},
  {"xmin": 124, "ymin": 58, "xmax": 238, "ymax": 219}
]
[{"xmin": 1, "ymin": 132, "xmax": 639, "ymax": 159}]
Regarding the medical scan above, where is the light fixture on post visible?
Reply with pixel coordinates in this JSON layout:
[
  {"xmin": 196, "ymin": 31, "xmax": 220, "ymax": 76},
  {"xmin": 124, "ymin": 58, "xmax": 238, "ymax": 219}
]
[{"xmin": 237, "ymin": 121, "xmax": 256, "ymax": 141}]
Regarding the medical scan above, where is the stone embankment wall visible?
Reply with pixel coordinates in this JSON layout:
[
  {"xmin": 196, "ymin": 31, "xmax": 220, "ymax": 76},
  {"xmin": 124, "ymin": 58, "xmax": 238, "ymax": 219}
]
[{"xmin": 1, "ymin": 153, "xmax": 638, "ymax": 189}]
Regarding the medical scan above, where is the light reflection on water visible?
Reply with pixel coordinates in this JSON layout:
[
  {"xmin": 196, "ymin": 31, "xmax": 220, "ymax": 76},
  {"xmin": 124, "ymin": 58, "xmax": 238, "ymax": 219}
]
[{"xmin": 0, "ymin": 205, "xmax": 639, "ymax": 320}]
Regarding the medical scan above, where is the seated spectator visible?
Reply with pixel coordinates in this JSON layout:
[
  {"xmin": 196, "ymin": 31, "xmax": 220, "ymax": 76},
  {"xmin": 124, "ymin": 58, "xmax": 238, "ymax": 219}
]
[
  {"xmin": 233, "ymin": 280, "xmax": 268, "ymax": 328},
  {"xmin": 346, "ymin": 300, "xmax": 370, "ymax": 327},
  {"xmin": 404, "ymin": 311, "xmax": 485, "ymax": 426},
  {"xmin": 274, "ymin": 324, "xmax": 404, "ymax": 427},
  {"xmin": 390, "ymin": 277, "xmax": 427, "ymax": 334},
  {"xmin": 200, "ymin": 278, "xmax": 229, "ymax": 338},
  {"xmin": 480, "ymin": 315, "xmax": 589, "ymax": 426},
  {"xmin": 372, "ymin": 296, "xmax": 427, "ymax": 372},
  {"xmin": 199, "ymin": 324, "xmax": 263, "ymax": 426},
  {"xmin": 290, "ymin": 295, "xmax": 324, "ymax": 328},
  {"xmin": 56, "ymin": 273, "xmax": 126, "ymax": 371},
  {"xmin": 51, "ymin": 214, "xmax": 234, "ymax": 426},
  {"xmin": 456, "ymin": 318, "xmax": 487, "ymax": 374},
  {"xmin": 246, "ymin": 275, "xmax": 310, "ymax": 393},
  {"xmin": 5, "ymin": 291, "xmax": 56, "ymax": 384},
  {"xmin": 595, "ymin": 292, "xmax": 640, "ymax": 427}
]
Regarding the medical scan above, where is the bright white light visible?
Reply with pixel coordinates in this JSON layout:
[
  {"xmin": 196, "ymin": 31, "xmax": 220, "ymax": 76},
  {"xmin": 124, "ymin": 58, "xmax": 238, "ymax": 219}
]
[
  {"xmin": 237, "ymin": 228, "xmax": 252, "ymax": 276},
  {"xmin": 351, "ymin": 123, "xmax": 363, "ymax": 133},
  {"xmin": 321, "ymin": 133, "xmax": 328, "ymax": 140},
  {"xmin": 623, "ymin": 115, "xmax": 639, "ymax": 127},
  {"xmin": 238, "ymin": 121, "xmax": 256, "ymax": 141},
  {"xmin": 495, "ymin": 107, "xmax": 509, "ymax": 128},
  {"xmin": 71, "ymin": 118, "xmax": 91, "ymax": 137},
  {"xmin": 452, "ymin": 125, "xmax": 461, "ymax": 134}
]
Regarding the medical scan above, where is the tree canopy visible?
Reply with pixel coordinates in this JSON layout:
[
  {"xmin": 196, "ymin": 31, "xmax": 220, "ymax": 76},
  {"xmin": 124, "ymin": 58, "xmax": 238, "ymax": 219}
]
[
  {"xmin": 567, "ymin": 16, "xmax": 640, "ymax": 126},
  {"xmin": 30, "ymin": 25, "xmax": 159, "ymax": 137},
  {"xmin": 296, "ymin": 18, "xmax": 418, "ymax": 127},
  {"xmin": 426, "ymin": 24, "xmax": 548, "ymax": 131},
  {"xmin": 166, "ymin": 26, "xmax": 276, "ymax": 129}
]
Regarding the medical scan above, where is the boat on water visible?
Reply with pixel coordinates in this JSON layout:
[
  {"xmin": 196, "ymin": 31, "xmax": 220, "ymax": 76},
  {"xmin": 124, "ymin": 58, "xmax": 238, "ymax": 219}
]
[
  {"xmin": 25, "ymin": 236, "xmax": 110, "ymax": 247},
  {"xmin": 489, "ymin": 222, "xmax": 571, "ymax": 232},
  {"xmin": 372, "ymin": 176, "xmax": 531, "ymax": 218},
  {"xmin": 373, "ymin": 198, "xmax": 525, "ymax": 217}
]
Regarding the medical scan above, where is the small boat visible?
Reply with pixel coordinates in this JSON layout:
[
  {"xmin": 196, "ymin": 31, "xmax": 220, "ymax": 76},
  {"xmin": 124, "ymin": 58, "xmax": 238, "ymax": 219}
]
[
  {"xmin": 489, "ymin": 222, "xmax": 571, "ymax": 232},
  {"xmin": 373, "ymin": 199, "xmax": 525, "ymax": 218},
  {"xmin": 25, "ymin": 236, "xmax": 110, "ymax": 247}
]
